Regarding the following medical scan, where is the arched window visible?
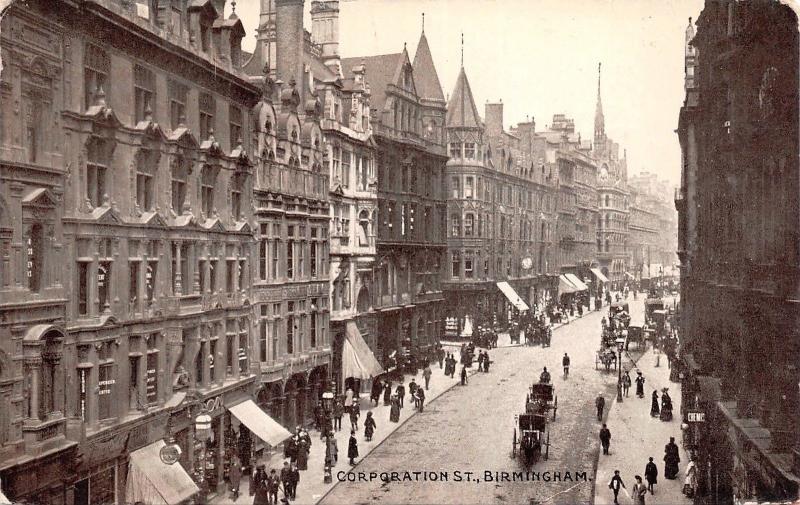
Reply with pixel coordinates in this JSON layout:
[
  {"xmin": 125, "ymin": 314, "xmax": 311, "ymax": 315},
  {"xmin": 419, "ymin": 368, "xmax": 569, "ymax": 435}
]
[{"xmin": 450, "ymin": 213, "xmax": 461, "ymax": 237}]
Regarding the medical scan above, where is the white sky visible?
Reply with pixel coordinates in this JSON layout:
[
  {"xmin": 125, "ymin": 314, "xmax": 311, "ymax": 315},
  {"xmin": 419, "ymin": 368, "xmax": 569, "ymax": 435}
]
[{"xmin": 231, "ymin": 0, "xmax": 707, "ymax": 185}]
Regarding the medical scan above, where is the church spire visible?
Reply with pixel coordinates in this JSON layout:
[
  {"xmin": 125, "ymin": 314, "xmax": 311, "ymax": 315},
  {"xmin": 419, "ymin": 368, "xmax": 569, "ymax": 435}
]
[{"xmin": 594, "ymin": 62, "xmax": 606, "ymax": 153}]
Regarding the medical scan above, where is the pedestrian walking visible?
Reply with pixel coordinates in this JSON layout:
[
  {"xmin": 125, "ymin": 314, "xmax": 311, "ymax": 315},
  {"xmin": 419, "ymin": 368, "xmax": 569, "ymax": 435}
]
[
  {"xmin": 437, "ymin": 347, "xmax": 445, "ymax": 369},
  {"xmin": 266, "ymin": 469, "xmax": 280, "ymax": 505},
  {"xmin": 313, "ymin": 401, "xmax": 323, "ymax": 431},
  {"xmin": 650, "ymin": 390, "xmax": 660, "ymax": 418},
  {"xmin": 348, "ymin": 430, "xmax": 359, "ymax": 465},
  {"xmin": 295, "ymin": 436, "xmax": 309, "ymax": 471},
  {"xmin": 409, "ymin": 379, "xmax": 418, "ymax": 408},
  {"xmin": 344, "ymin": 386, "xmax": 354, "ymax": 412},
  {"xmin": 683, "ymin": 456, "xmax": 697, "ymax": 498},
  {"xmin": 483, "ymin": 351, "xmax": 491, "ymax": 373},
  {"xmin": 599, "ymin": 423, "xmax": 611, "ymax": 455},
  {"xmin": 383, "ymin": 381, "xmax": 392, "ymax": 406},
  {"xmin": 423, "ymin": 365, "xmax": 432, "ymax": 390},
  {"xmin": 608, "ymin": 470, "xmax": 626, "ymax": 505},
  {"xmin": 396, "ymin": 382, "xmax": 405, "ymax": 408},
  {"xmin": 644, "ymin": 457, "xmax": 658, "ymax": 495},
  {"xmin": 562, "ymin": 353, "xmax": 570, "ymax": 378},
  {"xmin": 279, "ymin": 462, "xmax": 291, "ymax": 502},
  {"xmin": 250, "ymin": 464, "xmax": 270, "ymax": 505},
  {"xmin": 416, "ymin": 387, "xmax": 426, "ymax": 412},
  {"xmin": 326, "ymin": 434, "xmax": 338, "ymax": 466},
  {"xmin": 228, "ymin": 454, "xmax": 243, "ymax": 501},
  {"xmin": 370, "ymin": 379, "xmax": 383, "ymax": 406},
  {"xmin": 635, "ymin": 371, "xmax": 646, "ymax": 398},
  {"xmin": 664, "ymin": 437, "xmax": 680, "ymax": 479},
  {"xmin": 595, "ymin": 393, "xmax": 606, "ymax": 421},
  {"xmin": 477, "ymin": 351, "xmax": 485, "ymax": 372},
  {"xmin": 283, "ymin": 435, "xmax": 297, "ymax": 463},
  {"xmin": 632, "ymin": 475, "xmax": 647, "ymax": 505},
  {"xmin": 333, "ymin": 398, "xmax": 344, "ymax": 431},
  {"xmin": 364, "ymin": 411, "xmax": 377, "ymax": 441},
  {"xmin": 349, "ymin": 402, "xmax": 360, "ymax": 431},
  {"xmin": 288, "ymin": 463, "xmax": 299, "ymax": 500},
  {"xmin": 389, "ymin": 394, "xmax": 401, "ymax": 422},
  {"xmin": 622, "ymin": 371, "xmax": 632, "ymax": 397},
  {"xmin": 460, "ymin": 365, "xmax": 468, "ymax": 385}
]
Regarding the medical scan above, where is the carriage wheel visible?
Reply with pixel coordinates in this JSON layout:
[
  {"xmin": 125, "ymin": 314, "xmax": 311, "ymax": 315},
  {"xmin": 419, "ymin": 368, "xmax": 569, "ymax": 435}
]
[{"xmin": 512, "ymin": 428, "xmax": 517, "ymax": 458}]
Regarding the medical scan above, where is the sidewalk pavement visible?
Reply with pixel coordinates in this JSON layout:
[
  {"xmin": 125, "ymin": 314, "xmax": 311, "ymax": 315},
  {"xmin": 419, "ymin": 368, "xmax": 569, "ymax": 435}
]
[
  {"xmin": 594, "ymin": 347, "xmax": 691, "ymax": 505},
  {"xmin": 211, "ymin": 361, "xmax": 480, "ymax": 505}
]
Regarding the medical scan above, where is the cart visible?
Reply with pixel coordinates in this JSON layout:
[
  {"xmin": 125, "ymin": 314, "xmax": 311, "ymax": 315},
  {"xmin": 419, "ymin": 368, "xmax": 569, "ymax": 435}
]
[
  {"xmin": 512, "ymin": 413, "xmax": 550, "ymax": 466},
  {"xmin": 527, "ymin": 382, "xmax": 558, "ymax": 421}
]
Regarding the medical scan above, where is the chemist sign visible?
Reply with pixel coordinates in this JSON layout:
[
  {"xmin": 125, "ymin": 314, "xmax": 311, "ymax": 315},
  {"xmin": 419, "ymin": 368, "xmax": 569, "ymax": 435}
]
[{"xmin": 687, "ymin": 411, "xmax": 705, "ymax": 423}]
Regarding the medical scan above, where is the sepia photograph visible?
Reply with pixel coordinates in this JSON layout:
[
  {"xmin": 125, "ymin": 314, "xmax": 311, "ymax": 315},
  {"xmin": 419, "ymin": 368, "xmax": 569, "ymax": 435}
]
[{"xmin": 0, "ymin": 0, "xmax": 798, "ymax": 503}]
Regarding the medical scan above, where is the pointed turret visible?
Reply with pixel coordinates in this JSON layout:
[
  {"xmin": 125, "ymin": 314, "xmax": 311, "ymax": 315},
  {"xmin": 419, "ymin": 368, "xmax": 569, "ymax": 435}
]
[
  {"xmin": 594, "ymin": 62, "xmax": 606, "ymax": 155},
  {"xmin": 684, "ymin": 17, "xmax": 697, "ymax": 91},
  {"xmin": 412, "ymin": 29, "xmax": 445, "ymax": 102},
  {"xmin": 446, "ymin": 67, "xmax": 481, "ymax": 129}
]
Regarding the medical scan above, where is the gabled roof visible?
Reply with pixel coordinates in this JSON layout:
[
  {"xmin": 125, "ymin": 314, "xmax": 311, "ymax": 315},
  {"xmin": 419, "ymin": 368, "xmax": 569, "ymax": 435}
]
[
  {"xmin": 412, "ymin": 32, "xmax": 445, "ymax": 102},
  {"xmin": 341, "ymin": 52, "xmax": 404, "ymax": 112},
  {"xmin": 446, "ymin": 67, "xmax": 482, "ymax": 129}
]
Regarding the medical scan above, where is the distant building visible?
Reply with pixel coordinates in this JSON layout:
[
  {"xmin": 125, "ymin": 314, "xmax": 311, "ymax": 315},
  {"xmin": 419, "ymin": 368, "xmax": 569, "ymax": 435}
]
[{"xmin": 677, "ymin": 3, "xmax": 800, "ymax": 503}]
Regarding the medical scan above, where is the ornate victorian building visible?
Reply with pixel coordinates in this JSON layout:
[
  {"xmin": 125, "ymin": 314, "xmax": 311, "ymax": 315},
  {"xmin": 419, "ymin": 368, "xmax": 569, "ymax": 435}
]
[
  {"xmin": 243, "ymin": 0, "xmax": 332, "ymax": 432},
  {"xmin": 0, "ymin": 0, "xmax": 267, "ymax": 502},
  {"xmin": 677, "ymin": 3, "xmax": 800, "ymax": 503},
  {"xmin": 341, "ymin": 28, "xmax": 448, "ymax": 369},
  {"xmin": 593, "ymin": 65, "xmax": 630, "ymax": 286}
]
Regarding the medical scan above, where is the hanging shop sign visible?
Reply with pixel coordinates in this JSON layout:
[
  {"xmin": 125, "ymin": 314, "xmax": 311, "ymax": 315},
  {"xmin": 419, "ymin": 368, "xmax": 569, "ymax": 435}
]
[{"xmin": 687, "ymin": 411, "xmax": 706, "ymax": 423}]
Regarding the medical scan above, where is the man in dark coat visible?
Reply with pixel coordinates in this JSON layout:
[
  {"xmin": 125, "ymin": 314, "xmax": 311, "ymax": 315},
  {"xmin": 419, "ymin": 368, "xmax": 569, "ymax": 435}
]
[
  {"xmin": 279, "ymin": 461, "xmax": 292, "ymax": 501},
  {"xmin": 283, "ymin": 436, "xmax": 298, "ymax": 463},
  {"xmin": 348, "ymin": 430, "xmax": 359, "ymax": 465},
  {"xmin": 599, "ymin": 423, "xmax": 611, "ymax": 455},
  {"xmin": 408, "ymin": 379, "xmax": 418, "ymax": 408},
  {"xmin": 396, "ymin": 382, "xmax": 406, "ymax": 408},
  {"xmin": 333, "ymin": 398, "xmax": 344, "ymax": 431},
  {"xmin": 416, "ymin": 387, "xmax": 426, "ymax": 412},
  {"xmin": 596, "ymin": 393, "xmax": 606, "ymax": 421},
  {"xmin": 370, "ymin": 379, "xmax": 383, "ymax": 406},
  {"xmin": 437, "ymin": 347, "xmax": 445, "ymax": 368},
  {"xmin": 664, "ymin": 437, "xmax": 680, "ymax": 479},
  {"xmin": 645, "ymin": 456, "xmax": 658, "ymax": 494},
  {"xmin": 267, "ymin": 468, "xmax": 280, "ymax": 505},
  {"xmin": 288, "ymin": 463, "xmax": 300, "ymax": 500}
]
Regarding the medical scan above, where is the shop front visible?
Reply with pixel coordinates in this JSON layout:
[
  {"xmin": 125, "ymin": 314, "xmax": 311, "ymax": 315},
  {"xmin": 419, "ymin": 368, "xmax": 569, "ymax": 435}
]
[{"xmin": 0, "ymin": 443, "xmax": 77, "ymax": 505}]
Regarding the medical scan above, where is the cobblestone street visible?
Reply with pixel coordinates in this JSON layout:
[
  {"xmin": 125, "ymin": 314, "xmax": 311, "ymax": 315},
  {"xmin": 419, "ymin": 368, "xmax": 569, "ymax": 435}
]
[{"xmin": 321, "ymin": 308, "xmax": 618, "ymax": 505}]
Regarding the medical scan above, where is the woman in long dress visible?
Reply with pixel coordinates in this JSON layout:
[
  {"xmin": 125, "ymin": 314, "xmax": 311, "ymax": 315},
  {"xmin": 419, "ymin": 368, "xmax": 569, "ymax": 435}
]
[
  {"xmin": 389, "ymin": 395, "xmax": 401, "ymax": 422},
  {"xmin": 383, "ymin": 381, "xmax": 392, "ymax": 405},
  {"xmin": 650, "ymin": 390, "xmax": 660, "ymax": 417}
]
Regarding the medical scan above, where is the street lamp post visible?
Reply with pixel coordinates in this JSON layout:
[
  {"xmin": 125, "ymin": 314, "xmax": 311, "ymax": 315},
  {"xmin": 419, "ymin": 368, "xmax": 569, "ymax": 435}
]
[{"xmin": 616, "ymin": 337, "xmax": 625, "ymax": 403}]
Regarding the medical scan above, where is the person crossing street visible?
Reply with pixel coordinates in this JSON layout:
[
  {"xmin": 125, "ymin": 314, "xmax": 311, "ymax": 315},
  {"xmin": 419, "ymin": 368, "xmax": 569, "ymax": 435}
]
[{"xmin": 562, "ymin": 353, "xmax": 570, "ymax": 378}]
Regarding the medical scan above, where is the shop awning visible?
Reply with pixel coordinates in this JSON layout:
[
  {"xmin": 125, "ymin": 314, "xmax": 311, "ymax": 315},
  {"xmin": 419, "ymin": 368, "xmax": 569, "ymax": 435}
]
[
  {"xmin": 624, "ymin": 271, "xmax": 635, "ymax": 279},
  {"xmin": 590, "ymin": 268, "xmax": 610, "ymax": 283},
  {"xmin": 564, "ymin": 273, "xmax": 588, "ymax": 291},
  {"xmin": 558, "ymin": 275, "xmax": 580, "ymax": 295},
  {"xmin": 496, "ymin": 281, "xmax": 530, "ymax": 311},
  {"xmin": 343, "ymin": 321, "xmax": 384, "ymax": 379},
  {"xmin": 126, "ymin": 440, "xmax": 199, "ymax": 505},
  {"xmin": 229, "ymin": 400, "xmax": 292, "ymax": 447}
]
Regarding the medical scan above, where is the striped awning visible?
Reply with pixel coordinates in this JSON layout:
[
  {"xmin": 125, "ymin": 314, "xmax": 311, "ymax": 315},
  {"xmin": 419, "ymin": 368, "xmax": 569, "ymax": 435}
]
[
  {"xmin": 591, "ymin": 268, "xmax": 610, "ymax": 283},
  {"xmin": 564, "ymin": 273, "xmax": 589, "ymax": 291},
  {"xmin": 496, "ymin": 281, "xmax": 530, "ymax": 311}
]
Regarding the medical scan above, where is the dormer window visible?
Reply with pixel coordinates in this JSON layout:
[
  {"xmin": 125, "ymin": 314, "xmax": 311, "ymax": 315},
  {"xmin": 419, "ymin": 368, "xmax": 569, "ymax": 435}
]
[{"xmin": 464, "ymin": 143, "xmax": 476, "ymax": 160}]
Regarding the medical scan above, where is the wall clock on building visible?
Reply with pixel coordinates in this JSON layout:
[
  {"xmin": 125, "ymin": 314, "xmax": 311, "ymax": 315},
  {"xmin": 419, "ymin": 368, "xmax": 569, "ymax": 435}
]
[{"xmin": 521, "ymin": 257, "xmax": 533, "ymax": 270}]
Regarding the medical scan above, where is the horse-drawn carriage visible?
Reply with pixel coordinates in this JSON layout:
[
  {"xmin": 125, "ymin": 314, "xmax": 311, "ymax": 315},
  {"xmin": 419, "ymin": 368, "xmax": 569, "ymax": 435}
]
[
  {"xmin": 527, "ymin": 382, "xmax": 558, "ymax": 421},
  {"xmin": 512, "ymin": 413, "xmax": 550, "ymax": 466},
  {"xmin": 595, "ymin": 347, "xmax": 618, "ymax": 371}
]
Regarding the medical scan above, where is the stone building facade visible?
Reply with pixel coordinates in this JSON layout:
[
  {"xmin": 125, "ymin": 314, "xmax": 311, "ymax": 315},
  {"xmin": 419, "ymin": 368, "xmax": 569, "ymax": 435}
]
[
  {"xmin": 341, "ymin": 29, "xmax": 448, "ymax": 369},
  {"xmin": 677, "ymin": 3, "xmax": 800, "ymax": 503}
]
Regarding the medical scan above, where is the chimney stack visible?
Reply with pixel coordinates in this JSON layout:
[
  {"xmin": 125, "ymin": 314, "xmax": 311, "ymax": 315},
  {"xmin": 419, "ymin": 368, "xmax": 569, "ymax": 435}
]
[
  {"xmin": 485, "ymin": 102, "xmax": 504, "ymax": 136},
  {"xmin": 276, "ymin": 0, "xmax": 305, "ymax": 100}
]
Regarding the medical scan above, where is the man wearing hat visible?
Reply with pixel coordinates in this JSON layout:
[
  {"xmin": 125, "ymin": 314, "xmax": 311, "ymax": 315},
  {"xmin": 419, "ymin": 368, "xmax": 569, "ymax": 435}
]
[
  {"xmin": 250, "ymin": 464, "xmax": 270, "ymax": 505},
  {"xmin": 280, "ymin": 462, "xmax": 292, "ymax": 502},
  {"xmin": 595, "ymin": 393, "xmax": 606, "ymax": 421},
  {"xmin": 267, "ymin": 468, "xmax": 280, "ymax": 505}
]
